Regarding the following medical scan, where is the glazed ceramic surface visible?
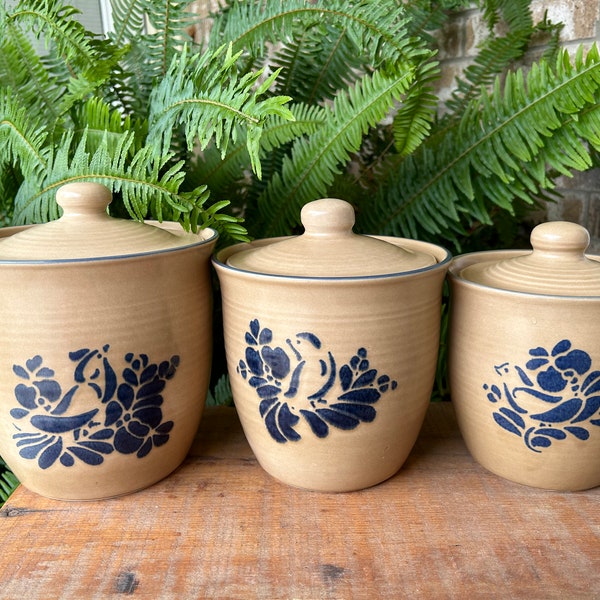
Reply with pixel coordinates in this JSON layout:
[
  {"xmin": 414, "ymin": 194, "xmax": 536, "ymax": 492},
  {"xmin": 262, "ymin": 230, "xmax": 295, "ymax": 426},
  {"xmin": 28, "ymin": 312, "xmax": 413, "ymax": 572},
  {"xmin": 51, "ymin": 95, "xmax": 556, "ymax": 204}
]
[
  {"xmin": 449, "ymin": 221, "xmax": 600, "ymax": 491},
  {"xmin": 0, "ymin": 183, "xmax": 217, "ymax": 500},
  {"xmin": 213, "ymin": 199, "xmax": 451, "ymax": 492}
]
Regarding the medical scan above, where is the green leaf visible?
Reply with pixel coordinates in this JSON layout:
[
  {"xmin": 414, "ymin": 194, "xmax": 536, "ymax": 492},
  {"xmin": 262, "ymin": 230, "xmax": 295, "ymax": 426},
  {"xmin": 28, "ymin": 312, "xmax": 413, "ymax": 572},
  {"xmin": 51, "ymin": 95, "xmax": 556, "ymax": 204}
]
[
  {"xmin": 212, "ymin": 0, "xmax": 431, "ymax": 68},
  {"xmin": 359, "ymin": 44, "xmax": 600, "ymax": 243},
  {"xmin": 11, "ymin": 129, "xmax": 218, "ymax": 233},
  {"xmin": 0, "ymin": 89, "xmax": 48, "ymax": 180},
  {"xmin": 393, "ymin": 59, "xmax": 440, "ymax": 156},
  {"xmin": 3, "ymin": 0, "xmax": 101, "ymax": 71},
  {"xmin": 109, "ymin": 0, "xmax": 147, "ymax": 46},
  {"xmin": 148, "ymin": 44, "xmax": 294, "ymax": 179},
  {"xmin": 0, "ymin": 459, "xmax": 19, "ymax": 506},
  {"xmin": 258, "ymin": 64, "xmax": 416, "ymax": 236},
  {"xmin": 197, "ymin": 103, "xmax": 324, "ymax": 196}
]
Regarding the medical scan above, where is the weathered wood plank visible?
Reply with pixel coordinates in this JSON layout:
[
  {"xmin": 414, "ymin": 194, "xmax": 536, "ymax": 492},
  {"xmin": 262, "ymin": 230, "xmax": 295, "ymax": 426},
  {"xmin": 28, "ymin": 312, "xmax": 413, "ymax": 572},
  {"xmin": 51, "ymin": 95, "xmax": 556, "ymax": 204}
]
[{"xmin": 1, "ymin": 403, "xmax": 598, "ymax": 599}]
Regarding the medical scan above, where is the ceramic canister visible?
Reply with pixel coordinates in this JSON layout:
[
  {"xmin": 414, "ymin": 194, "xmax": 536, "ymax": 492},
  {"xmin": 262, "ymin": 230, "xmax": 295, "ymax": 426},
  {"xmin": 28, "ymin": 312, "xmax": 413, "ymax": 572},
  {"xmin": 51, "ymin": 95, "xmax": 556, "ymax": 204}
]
[
  {"xmin": 449, "ymin": 221, "xmax": 600, "ymax": 491},
  {"xmin": 213, "ymin": 198, "xmax": 451, "ymax": 492},
  {"xmin": 0, "ymin": 183, "xmax": 217, "ymax": 500}
]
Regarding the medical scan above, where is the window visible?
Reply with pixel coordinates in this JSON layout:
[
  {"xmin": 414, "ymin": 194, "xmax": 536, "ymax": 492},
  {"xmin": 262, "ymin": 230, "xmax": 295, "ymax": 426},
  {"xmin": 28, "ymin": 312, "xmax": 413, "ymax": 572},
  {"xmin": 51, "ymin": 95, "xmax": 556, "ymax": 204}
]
[{"xmin": 5, "ymin": 0, "xmax": 113, "ymax": 50}]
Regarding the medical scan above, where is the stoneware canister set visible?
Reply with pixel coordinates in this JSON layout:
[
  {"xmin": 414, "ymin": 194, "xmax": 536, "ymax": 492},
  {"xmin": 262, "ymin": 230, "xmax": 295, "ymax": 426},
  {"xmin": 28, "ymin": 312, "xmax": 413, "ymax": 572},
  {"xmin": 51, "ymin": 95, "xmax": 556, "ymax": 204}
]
[{"xmin": 0, "ymin": 183, "xmax": 598, "ymax": 501}]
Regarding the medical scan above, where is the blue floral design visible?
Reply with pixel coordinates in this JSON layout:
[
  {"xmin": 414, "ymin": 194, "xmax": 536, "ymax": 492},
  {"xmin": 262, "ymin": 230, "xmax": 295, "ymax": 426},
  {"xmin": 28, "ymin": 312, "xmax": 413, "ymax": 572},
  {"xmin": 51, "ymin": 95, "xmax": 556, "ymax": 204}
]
[
  {"xmin": 483, "ymin": 339, "xmax": 600, "ymax": 452},
  {"xmin": 10, "ymin": 346, "xmax": 178, "ymax": 468},
  {"xmin": 237, "ymin": 319, "xmax": 397, "ymax": 443}
]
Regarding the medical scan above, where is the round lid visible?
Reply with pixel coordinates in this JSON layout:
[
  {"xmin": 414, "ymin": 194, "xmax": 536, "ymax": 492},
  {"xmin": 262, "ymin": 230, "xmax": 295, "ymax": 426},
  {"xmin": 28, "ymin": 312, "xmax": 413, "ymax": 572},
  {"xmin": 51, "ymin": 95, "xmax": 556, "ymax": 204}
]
[
  {"xmin": 460, "ymin": 221, "xmax": 600, "ymax": 295},
  {"xmin": 0, "ymin": 182, "xmax": 204, "ymax": 261},
  {"xmin": 227, "ymin": 198, "xmax": 437, "ymax": 277}
]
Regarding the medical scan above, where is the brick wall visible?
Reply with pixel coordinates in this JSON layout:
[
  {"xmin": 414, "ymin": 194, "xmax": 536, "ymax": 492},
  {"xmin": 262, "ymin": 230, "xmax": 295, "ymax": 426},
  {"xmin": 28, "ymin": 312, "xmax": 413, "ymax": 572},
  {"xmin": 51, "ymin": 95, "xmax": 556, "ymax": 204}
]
[{"xmin": 435, "ymin": 1, "xmax": 600, "ymax": 250}]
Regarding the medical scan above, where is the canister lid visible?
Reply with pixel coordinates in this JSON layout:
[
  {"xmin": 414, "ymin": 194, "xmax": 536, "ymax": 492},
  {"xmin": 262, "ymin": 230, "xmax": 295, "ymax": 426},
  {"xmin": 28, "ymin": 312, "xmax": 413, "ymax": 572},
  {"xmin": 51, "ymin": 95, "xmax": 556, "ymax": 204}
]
[
  {"xmin": 460, "ymin": 221, "xmax": 600, "ymax": 295},
  {"xmin": 226, "ymin": 198, "xmax": 437, "ymax": 277},
  {"xmin": 0, "ymin": 182, "xmax": 210, "ymax": 261}
]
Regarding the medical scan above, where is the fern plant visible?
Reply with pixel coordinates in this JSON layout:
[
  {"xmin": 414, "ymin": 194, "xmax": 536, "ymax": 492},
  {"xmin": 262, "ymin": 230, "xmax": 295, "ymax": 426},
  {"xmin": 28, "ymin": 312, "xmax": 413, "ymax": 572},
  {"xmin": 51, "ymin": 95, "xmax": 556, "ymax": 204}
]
[
  {"xmin": 0, "ymin": 0, "xmax": 295, "ymax": 236},
  {"xmin": 198, "ymin": 0, "xmax": 599, "ymax": 253},
  {"xmin": 2, "ymin": 0, "xmax": 598, "ymax": 250}
]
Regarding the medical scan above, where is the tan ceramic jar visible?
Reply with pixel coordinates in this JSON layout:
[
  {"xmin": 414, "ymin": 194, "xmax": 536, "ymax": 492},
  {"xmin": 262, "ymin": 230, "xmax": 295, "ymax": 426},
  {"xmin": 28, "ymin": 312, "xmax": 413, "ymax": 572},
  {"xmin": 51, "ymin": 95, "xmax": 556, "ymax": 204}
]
[
  {"xmin": 449, "ymin": 221, "xmax": 600, "ymax": 491},
  {"xmin": 0, "ymin": 183, "xmax": 217, "ymax": 500},
  {"xmin": 213, "ymin": 198, "xmax": 451, "ymax": 492}
]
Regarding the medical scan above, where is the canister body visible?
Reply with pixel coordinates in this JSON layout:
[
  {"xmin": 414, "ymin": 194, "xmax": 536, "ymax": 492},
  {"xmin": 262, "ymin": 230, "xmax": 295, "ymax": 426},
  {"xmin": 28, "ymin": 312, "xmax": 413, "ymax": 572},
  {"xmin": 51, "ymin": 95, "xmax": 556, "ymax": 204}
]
[
  {"xmin": 449, "ymin": 251, "xmax": 600, "ymax": 491},
  {"xmin": 214, "ymin": 237, "xmax": 450, "ymax": 492}
]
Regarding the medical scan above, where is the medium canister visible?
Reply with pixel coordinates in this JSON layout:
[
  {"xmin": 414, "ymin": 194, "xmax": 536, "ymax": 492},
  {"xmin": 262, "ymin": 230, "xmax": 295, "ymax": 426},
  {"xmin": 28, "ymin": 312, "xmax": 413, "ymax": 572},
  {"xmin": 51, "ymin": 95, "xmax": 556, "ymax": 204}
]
[{"xmin": 213, "ymin": 198, "xmax": 451, "ymax": 491}]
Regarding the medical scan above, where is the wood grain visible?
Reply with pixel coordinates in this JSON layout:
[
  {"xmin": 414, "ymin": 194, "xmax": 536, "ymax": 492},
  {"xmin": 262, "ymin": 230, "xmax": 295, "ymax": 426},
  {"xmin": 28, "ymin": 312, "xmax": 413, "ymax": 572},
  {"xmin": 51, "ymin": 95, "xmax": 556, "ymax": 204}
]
[{"xmin": 1, "ymin": 403, "xmax": 598, "ymax": 599}]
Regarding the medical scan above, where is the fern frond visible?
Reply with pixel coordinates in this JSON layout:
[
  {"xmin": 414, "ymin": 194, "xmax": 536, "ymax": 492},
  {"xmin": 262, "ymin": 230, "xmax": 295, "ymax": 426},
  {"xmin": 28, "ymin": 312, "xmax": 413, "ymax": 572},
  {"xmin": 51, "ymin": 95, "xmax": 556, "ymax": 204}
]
[
  {"xmin": 143, "ymin": 0, "xmax": 196, "ymax": 77},
  {"xmin": 0, "ymin": 458, "xmax": 19, "ymax": 505},
  {"xmin": 480, "ymin": 0, "xmax": 501, "ymax": 31},
  {"xmin": 479, "ymin": 0, "xmax": 538, "ymax": 33},
  {"xmin": 12, "ymin": 130, "xmax": 182, "ymax": 222},
  {"xmin": 57, "ymin": 40, "xmax": 126, "ymax": 116},
  {"xmin": 211, "ymin": 0, "xmax": 431, "ymax": 68},
  {"xmin": 109, "ymin": 0, "xmax": 147, "ymax": 46},
  {"xmin": 402, "ymin": 0, "xmax": 470, "ymax": 42},
  {"xmin": 257, "ymin": 65, "xmax": 416, "ymax": 236},
  {"xmin": 1, "ymin": 1, "xmax": 130, "ymax": 128},
  {"xmin": 107, "ymin": 1, "xmax": 197, "ymax": 110},
  {"xmin": 209, "ymin": 0, "xmax": 317, "ymax": 57},
  {"xmin": 535, "ymin": 12, "xmax": 564, "ymax": 64},
  {"xmin": 447, "ymin": 1, "xmax": 564, "ymax": 117},
  {"xmin": 487, "ymin": 0, "xmax": 533, "ymax": 31},
  {"xmin": 198, "ymin": 103, "xmax": 324, "ymax": 191},
  {"xmin": 393, "ymin": 59, "xmax": 440, "ymax": 156},
  {"xmin": 193, "ymin": 102, "xmax": 326, "ymax": 234},
  {"xmin": 570, "ymin": 101, "xmax": 600, "ymax": 152},
  {"xmin": 0, "ymin": 89, "xmax": 49, "ymax": 180},
  {"xmin": 10, "ymin": 127, "xmax": 246, "ymax": 237},
  {"xmin": 445, "ymin": 28, "xmax": 534, "ymax": 114},
  {"xmin": 3, "ymin": 0, "xmax": 101, "ymax": 71},
  {"xmin": 446, "ymin": 0, "xmax": 535, "ymax": 115},
  {"xmin": 75, "ymin": 96, "xmax": 147, "ymax": 157},
  {"xmin": 359, "ymin": 44, "xmax": 600, "ymax": 242},
  {"xmin": 148, "ymin": 43, "xmax": 294, "ymax": 178},
  {"xmin": 0, "ymin": 22, "xmax": 63, "ymax": 123},
  {"xmin": 269, "ymin": 25, "xmax": 366, "ymax": 104},
  {"xmin": 110, "ymin": 38, "xmax": 155, "ymax": 114},
  {"xmin": 258, "ymin": 102, "xmax": 326, "ymax": 153}
]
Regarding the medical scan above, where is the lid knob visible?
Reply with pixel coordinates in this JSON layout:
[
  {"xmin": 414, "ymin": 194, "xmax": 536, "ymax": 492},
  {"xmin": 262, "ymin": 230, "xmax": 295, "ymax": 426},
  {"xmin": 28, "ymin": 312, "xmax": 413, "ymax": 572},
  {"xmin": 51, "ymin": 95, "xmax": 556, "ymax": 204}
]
[
  {"xmin": 57, "ymin": 182, "xmax": 112, "ymax": 219},
  {"xmin": 530, "ymin": 221, "xmax": 590, "ymax": 262},
  {"xmin": 300, "ymin": 198, "xmax": 355, "ymax": 237}
]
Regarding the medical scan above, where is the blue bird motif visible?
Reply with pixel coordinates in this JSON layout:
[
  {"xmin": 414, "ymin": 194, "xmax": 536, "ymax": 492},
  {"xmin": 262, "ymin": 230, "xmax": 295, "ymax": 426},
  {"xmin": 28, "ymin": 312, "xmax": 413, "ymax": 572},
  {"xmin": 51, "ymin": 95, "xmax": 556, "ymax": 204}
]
[
  {"xmin": 483, "ymin": 339, "xmax": 600, "ymax": 452},
  {"xmin": 10, "ymin": 346, "xmax": 179, "ymax": 468},
  {"xmin": 237, "ymin": 319, "xmax": 397, "ymax": 443}
]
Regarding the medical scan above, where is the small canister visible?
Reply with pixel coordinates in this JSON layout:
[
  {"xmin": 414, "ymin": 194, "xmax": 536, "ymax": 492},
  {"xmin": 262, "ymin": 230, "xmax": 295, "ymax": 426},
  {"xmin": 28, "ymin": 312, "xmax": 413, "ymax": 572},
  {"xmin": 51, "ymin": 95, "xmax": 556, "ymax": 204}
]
[
  {"xmin": 213, "ymin": 198, "xmax": 451, "ymax": 492},
  {"xmin": 449, "ymin": 221, "xmax": 600, "ymax": 491}
]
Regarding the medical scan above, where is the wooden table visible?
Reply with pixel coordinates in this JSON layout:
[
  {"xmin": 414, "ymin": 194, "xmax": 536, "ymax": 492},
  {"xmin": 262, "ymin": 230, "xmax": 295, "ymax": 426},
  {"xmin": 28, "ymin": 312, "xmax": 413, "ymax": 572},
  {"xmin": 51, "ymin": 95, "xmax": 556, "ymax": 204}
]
[{"xmin": 1, "ymin": 403, "xmax": 598, "ymax": 599}]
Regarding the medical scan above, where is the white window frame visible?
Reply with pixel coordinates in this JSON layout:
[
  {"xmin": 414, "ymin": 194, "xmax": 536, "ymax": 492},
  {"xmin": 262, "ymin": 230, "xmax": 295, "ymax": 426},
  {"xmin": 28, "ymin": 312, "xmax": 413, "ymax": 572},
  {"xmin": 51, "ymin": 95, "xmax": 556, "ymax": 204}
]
[{"xmin": 99, "ymin": 0, "xmax": 114, "ymax": 34}]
